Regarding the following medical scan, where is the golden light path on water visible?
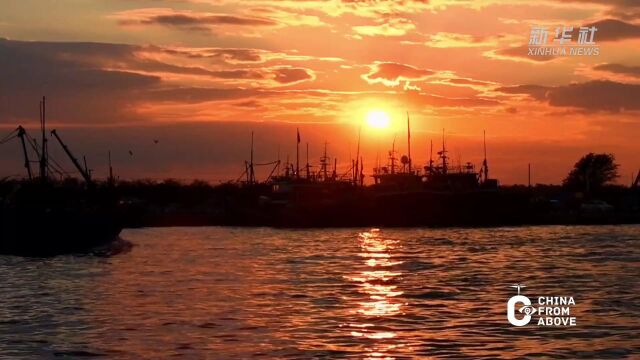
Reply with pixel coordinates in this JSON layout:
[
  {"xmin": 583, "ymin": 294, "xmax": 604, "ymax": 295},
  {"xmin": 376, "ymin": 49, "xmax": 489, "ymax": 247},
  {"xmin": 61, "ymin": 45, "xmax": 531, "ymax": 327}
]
[{"xmin": 344, "ymin": 229, "xmax": 407, "ymax": 358}]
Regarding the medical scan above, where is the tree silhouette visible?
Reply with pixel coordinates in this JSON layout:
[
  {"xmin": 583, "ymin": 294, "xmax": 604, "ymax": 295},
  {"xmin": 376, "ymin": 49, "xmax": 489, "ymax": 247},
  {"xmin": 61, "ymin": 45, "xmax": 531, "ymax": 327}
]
[{"xmin": 563, "ymin": 153, "xmax": 619, "ymax": 191}]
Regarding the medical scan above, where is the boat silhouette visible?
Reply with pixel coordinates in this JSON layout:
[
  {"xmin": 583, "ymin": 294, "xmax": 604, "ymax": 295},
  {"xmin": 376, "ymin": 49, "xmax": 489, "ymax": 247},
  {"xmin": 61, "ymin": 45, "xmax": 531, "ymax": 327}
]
[{"xmin": 0, "ymin": 97, "xmax": 122, "ymax": 256}]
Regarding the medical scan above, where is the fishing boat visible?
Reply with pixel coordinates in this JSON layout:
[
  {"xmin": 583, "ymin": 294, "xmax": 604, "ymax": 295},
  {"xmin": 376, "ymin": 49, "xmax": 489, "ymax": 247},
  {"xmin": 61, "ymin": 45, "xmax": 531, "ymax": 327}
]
[{"xmin": 0, "ymin": 97, "xmax": 122, "ymax": 256}]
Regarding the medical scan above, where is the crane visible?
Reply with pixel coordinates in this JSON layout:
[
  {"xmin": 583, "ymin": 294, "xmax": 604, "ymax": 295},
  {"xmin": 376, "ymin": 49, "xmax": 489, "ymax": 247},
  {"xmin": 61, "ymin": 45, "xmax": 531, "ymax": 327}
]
[
  {"xmin": 50, "ymin": 129, "xmax": 92, "ymax": 185},
  {"xmin": 16, "ymin": 126, "xmax": 33, "ymax": 180}
]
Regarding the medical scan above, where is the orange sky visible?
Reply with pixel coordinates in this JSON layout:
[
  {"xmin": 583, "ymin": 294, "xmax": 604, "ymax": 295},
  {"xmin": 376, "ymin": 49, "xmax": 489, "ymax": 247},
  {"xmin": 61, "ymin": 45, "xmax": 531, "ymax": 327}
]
[{"xmin": 1, "ymin": 0, "xmax": 639, "ymax": 184}]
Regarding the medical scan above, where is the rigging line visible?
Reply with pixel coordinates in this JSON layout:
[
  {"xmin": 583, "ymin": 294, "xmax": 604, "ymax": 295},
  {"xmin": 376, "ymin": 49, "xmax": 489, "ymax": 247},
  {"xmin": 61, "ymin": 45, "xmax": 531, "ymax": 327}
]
[
  {"xmin": 254, "ymin": 161, "xmax": 280, "ymax": 166},
  {"xmin": 24, "ymin": 133, "xmax": 68, "ymax": 176},
  {"xmin": 0, "ymin": 131, "xmax": 18, "ymax": 145}
]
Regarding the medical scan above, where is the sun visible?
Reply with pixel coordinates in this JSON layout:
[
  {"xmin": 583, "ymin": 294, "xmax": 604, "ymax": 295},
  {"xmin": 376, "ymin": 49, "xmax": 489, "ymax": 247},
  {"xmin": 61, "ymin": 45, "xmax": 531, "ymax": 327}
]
[{"xmin": 366, "ymin": 110, "xmax": 390, "ymax": 129}]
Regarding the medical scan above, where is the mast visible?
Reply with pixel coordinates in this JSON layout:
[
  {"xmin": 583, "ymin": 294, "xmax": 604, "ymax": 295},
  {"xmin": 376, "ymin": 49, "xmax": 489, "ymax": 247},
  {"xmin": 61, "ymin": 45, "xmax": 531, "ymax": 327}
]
[
  {"xmin": 108, "ymin": 150, "xmax": 114, "ymax": 184},
  {"xmin": 390, "ymin": 137, "xmax": 396, "ymax": 174},
  {"xmin": 249, "ymin": 131, "xmax": 255, "ymax": 184},
  {"xmin": 322, "ymin": 142, "xmax": 328, "ymax": 180},
  {"xmin": 16, "ymin": 126, "xmax": 33, "ymax": 180},
  {"xmin": 276, "ymin": 144, "xmax": 280, "ymax": 176},
  {"xmin": 407, "ymin": 111, "xmax": 411, "ymax": 173},
  {"xmin": 483, "ymin": 130, "xmax": 488, "ymax": 182},
  {"xmin": 50, "ymin": 129, "xmax": 92, "ymax": 185},
  {"xmin": 441, "ymin": 129, "xmax": 447, "ymax": 174},
  {"xmin": 39, "ymin": 96, "xmax": 48, "ymax": 180},
  {"xmin": 333, "ymin": 158, "xmax": 337, "ymax": 180},
  {"xmin": 360, "ymin": 156, "xmax": 364, "ymax": 186},
  {"xmin": 285, "ymin": 154, "xmax": 290, "ymax": 177},
  {"xmin": 305, "ymin": 142, "xmax": 310, "ymax": 179},
  {"xmin": 355, "ymin": 127, "xmax": 361, "ymax": 184},
  {"xmin": 83, "ymin": 155, "xmax": 90, "ymax": 178},
  {"xmin": 296, "ymin": 128, "xmax": 300, "ymax": 179},
  {"xmin": 430, "ymin": 139, "xmax": 434, "ymax": 172}
]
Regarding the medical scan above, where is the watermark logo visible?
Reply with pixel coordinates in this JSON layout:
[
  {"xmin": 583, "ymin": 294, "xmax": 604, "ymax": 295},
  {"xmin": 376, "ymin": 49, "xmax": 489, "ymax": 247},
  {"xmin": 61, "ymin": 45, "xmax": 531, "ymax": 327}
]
[
  {"xmin": 528, "ymin": 25, "xmax": 599, "ymax": 57},
  {"xmin": 507, "ymin": 284, "xmax": 577, "ymax": 327}
]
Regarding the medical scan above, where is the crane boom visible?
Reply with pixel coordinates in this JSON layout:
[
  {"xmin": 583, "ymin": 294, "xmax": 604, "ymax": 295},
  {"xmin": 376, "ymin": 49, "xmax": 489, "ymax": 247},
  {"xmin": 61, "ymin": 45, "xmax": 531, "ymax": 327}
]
[
  {"xmin": 50, "ymin": 129, "xmax": 92, "ymax": 185},
  {"xmin": 16, "ymin": 126, "xmax": 33, "ymax": 180}
]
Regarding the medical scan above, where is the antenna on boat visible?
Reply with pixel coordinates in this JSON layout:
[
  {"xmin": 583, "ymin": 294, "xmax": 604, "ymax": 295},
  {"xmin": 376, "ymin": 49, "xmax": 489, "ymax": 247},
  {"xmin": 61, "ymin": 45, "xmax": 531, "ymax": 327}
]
[{"xmin": 407, "ymin": 111, "xmax": 411, "ymax": 173}]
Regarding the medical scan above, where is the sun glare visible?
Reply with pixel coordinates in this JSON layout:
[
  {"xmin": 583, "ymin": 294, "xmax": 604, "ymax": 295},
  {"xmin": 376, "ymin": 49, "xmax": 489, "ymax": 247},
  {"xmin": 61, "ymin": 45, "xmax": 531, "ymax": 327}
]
[{"xmin": 366, "ymin": 110, "xmax": 391, "ymax": 129}]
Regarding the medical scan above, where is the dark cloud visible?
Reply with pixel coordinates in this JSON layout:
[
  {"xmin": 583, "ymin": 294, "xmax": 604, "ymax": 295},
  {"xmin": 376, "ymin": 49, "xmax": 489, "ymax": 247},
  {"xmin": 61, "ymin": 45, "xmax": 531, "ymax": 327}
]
[
  {"xmin": 271, "ymin": 68, "xmax": 314, "ymax": 84},
  {"xmin": 160, "ymin": 47, "xmax": 269, "ymax": 64},
  {"xmin": 593, "ymin": 63, "xmax": 640, "ymax": 77},
  {"xmin": 497, "ymin": 80, "xmax": 640, "ymax": 112},
  {"xmin": 364, "ymin": 62, "xmax": 435, "ymax": 85},
  {"xmin": 496, "ymin": 84, "xmax": 551, "ymax": 100},
  {"xmin": 560, "ymin": 0, "xmax": 640, "ymax": 8},
  {"xmin": 584, "ymin": 19, "xmax": 640, "ymax": 41},
  {"xmin": 0, "ymin": 39, "xmax": 295, "ymax": 124},
  {"xmin": 144, "ymin": 88, "xmax": 265, "ymax": 104},
  {"xmin": 117, "ymin": 10, "xmax": 279, "ymax": 32},
  {"xmin": 0, "ymin": 38, "xmax": 161, "ymax": 124}
]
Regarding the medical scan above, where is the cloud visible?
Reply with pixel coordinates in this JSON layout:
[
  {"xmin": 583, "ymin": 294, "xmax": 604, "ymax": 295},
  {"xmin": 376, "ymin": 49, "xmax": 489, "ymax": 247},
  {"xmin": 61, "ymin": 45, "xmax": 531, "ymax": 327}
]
[
  {"xmin": 593, "ymin": 63, "xmax": 640, "ymax": 78},
  {"xmin": 271, "ymin": 67, "xmax": 315, "ymax": 84},
  {"xmin": 423, "ymin": 32, "xmax": 500, "ymax": 48},
  {"xmin": 484, "ymin": 19, "xmax": 640, "ymax": 63},
  {"xmin": 0, "ymin": 38, "xmax": 320, "ymax": 125},
  {"xmin": 352, "ymin": 18, "xmax": 415, "ymax": 37},
  {"xmin": 401, "ymin": 91, "xmax": 501, "ymax": 108},
  {"xmin": 233, "ymin": 0, "xmax": 432, "ymax": 18},
  {"xmin": 362, "ymin": 62, "xmax": 435, "ymax": 87},
  {"xmin": 0, "ymin": 38, "xmax": 161, "ymax": 124},
  {"xmin": 497, "ymin": 80, "xmax": 640, "ymax": 112},
  {"xmin": 484, "ymin": 46, "xmax": 559, "ymax": 63},
  {"xmin": 584, "ymin": 19, "xmax": 640, "ymax": 41},
  {"xmin": 112, "ymin": 7, "xmax": 327, "ymax": 35},
  {"xmin": 112, "ymin": 8, "xmax": 279, "ymax": 33}
]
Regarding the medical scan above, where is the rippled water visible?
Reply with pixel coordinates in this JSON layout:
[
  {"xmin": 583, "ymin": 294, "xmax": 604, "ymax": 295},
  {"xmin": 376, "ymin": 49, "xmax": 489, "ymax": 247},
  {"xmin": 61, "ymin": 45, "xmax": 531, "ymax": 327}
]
[{"xmin": 1, "ymin": 226, "xmax": 639, "ymax": 359}]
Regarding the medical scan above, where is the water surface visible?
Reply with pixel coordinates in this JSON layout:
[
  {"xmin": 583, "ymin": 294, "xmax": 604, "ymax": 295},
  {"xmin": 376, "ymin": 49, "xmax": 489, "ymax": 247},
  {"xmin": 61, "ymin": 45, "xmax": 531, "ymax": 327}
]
[{"xmin": 1, "ymin": 226, "xmax": 639, "ymax": 358}]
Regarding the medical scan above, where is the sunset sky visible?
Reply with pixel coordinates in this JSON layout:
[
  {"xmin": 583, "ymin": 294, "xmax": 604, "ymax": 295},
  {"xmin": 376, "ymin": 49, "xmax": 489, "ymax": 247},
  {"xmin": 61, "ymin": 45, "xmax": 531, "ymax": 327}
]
[{"xmin": 1, "ymin": 0, "xmax": 639, "ymax": 184}]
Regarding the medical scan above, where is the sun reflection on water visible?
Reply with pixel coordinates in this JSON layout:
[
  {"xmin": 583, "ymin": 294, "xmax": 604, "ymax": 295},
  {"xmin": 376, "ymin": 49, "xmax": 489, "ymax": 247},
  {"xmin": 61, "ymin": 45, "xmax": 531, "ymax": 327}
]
[{"xmin": 344, "ymin": 229, "xmax": 408, "ymax": 358}]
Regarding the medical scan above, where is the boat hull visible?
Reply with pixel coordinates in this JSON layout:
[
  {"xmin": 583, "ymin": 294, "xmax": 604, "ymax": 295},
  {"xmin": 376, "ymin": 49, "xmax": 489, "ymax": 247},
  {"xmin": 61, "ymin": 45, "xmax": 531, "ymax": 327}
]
[{"xmin": 0, "ymin": 206, "xmax": 122, "ymax": 257}]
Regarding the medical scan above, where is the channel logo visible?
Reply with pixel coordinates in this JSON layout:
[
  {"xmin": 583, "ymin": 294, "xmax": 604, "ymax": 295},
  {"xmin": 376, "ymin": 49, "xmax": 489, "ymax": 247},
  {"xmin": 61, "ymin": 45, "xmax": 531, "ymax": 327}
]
[
  {"xmin": 507, "ymin": 284, "xmax": 533, "ymax": 326},
  {"xmin": 506, "ymin": 284, "xmax": 577, "ymax": 327}
]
